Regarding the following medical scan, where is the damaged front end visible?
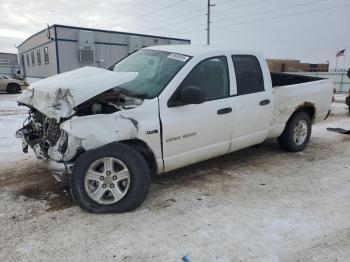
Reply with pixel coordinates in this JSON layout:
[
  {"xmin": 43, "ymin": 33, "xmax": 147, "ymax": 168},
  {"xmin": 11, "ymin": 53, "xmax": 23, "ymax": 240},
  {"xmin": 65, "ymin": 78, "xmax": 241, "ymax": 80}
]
[
  {"xmin": 16, "ymin": 90, "xmax": 142, "ymax": 182},
  {"xmin": 16, "ymin": 67, "xmax": 142, "ymax": 182},
  {"xmin": 16, "ymin": 110, "xmax": 79, "ymax": 159},
  {"xmin": 16, "ymin": 108, "xmax": 82, "ymax": 182}
]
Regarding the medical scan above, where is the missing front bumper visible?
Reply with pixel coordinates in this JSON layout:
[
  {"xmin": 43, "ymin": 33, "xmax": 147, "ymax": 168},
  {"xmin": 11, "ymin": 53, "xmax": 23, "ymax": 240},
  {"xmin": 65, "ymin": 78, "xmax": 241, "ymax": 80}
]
[{"xmin": 49, "ymin": 161, "xmax": 74, "ymax": 183}]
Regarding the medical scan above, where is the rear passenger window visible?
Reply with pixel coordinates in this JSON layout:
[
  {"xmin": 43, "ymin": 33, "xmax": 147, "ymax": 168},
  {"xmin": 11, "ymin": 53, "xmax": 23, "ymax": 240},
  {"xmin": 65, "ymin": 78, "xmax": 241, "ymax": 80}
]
[
  {"xmin": 231, "ymin": 55, "xmax": 264, "ymax": 95},
  {"xmin": 179, "ymin": 56, "xmax": 230, "ymax": 101}
]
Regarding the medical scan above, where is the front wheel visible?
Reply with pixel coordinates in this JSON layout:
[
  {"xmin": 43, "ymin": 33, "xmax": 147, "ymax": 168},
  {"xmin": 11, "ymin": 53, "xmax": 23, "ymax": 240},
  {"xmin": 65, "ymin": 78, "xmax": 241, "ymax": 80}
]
[
  {"xmin": 71, "ymin": 142, "xmax": 151, "ymax": 213},
  {"xmin": 278, "ymin": 111, "xmax": 312, "ymax": 152}
]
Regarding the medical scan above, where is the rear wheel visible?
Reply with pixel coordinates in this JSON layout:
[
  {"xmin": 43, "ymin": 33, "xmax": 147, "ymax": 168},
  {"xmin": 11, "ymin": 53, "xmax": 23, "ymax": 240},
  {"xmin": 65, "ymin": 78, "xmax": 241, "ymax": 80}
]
[
  {"xmin": 278, "ymin": 111, "xmax": 312, "ymax": 152},
  {"xmin": 7, "ymin": 83, "xmax": 20, "ymax": 94},
  {"xmin": 71, "ymin": 142, "xmax": 151, "ymax": 213}
]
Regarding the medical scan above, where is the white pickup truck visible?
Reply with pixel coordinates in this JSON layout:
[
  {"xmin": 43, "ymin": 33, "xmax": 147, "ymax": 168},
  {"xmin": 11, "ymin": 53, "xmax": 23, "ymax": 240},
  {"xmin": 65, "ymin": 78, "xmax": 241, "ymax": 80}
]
[{"xmin": 16, "ymin": 45, "xmax": 334, "ymax": 213}]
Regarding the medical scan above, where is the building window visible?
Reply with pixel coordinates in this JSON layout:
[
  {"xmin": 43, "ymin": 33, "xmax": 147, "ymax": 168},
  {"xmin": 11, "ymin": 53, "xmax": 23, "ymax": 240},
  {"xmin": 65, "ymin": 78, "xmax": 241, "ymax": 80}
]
[
  {"xmin": 26, "ymin": 54, "xmax": 30, "ymax": 67},
  {"xmin": 37, "ymin": 49, "xmax": 41, "ymax": 65},
  {"xmin": 44, "ymin": 47, "xmax": 49, "ymax": 64},
  {"xmin": 31, "ymin": 52, "xmax": 35, "ymax": 66}
]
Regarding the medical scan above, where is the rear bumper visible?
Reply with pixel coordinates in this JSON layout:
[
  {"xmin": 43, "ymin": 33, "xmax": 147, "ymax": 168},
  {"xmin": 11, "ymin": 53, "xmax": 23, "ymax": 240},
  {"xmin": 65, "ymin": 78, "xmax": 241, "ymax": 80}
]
[{"xmin": 324, "ymin": 109, "xmax": 331, "ymax": 120}]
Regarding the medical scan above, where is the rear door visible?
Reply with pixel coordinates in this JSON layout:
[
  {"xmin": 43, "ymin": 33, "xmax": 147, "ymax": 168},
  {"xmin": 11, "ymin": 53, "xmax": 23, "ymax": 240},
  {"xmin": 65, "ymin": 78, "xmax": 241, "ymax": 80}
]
[
  {"xmin": 229, "ymin": 55, "xmax": 273, "ymax": 152},
  {"xmin": 160, "ymin": 56, "xmax": 235, "ymax": 172}
]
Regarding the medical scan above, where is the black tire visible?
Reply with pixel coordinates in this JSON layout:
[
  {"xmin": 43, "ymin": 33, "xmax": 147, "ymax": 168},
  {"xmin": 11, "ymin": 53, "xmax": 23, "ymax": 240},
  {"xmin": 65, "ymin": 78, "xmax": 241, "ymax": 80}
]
[
  {"xmin": 278, "ymin": 111, "xmax": 312, "ymax": 152},
  {"xmin": 71, "ymin": 142, "xmax": 151, "ymax": 213},
  {"xmin": 7, "ymin": 83, "xmax": 20, "ymax": 94}
]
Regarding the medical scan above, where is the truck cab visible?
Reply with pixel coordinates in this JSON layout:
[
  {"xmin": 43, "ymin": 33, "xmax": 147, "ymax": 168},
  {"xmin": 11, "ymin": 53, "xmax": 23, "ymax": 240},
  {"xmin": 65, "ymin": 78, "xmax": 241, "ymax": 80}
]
[{"xmin": 157, "ymin": 48, "xmax": 274, "ymax": 172}]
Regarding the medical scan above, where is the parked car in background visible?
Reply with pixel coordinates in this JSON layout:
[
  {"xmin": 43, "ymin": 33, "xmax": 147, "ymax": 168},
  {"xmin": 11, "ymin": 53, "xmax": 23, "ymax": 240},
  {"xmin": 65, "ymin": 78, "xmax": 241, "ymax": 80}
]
[
  {"xmin": 16, "ymin": 45, "xmax": 334, "ymax": 213},
  {"xmin": 0, "ymin": 75, "xmax": 28, "ymax": 94}
]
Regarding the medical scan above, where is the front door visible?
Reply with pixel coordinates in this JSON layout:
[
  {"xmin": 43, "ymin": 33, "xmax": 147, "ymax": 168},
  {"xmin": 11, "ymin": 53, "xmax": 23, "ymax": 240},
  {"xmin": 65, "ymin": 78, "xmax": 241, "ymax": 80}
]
[{"xmin": 160, "ymin": 56, "xmax": 235, "ymax": 172}]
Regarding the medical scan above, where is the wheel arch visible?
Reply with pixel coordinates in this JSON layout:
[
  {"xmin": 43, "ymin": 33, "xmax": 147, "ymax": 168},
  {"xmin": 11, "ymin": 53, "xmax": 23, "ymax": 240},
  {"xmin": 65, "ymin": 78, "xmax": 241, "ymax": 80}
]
[
  {"xmin": 291, "ymin": 102, "xmax": 316, "ymax": 124},
  {"xmin": 119, "ymin": 139, "xmax": 157, "ymax": 175}
]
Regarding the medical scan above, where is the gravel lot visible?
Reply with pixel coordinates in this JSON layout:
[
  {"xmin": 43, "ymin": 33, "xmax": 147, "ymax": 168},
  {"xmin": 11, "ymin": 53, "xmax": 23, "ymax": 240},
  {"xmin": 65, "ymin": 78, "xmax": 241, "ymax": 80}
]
[{"xmin": 0, "ymin": 93, "xmax": 349, "ymax": 262}]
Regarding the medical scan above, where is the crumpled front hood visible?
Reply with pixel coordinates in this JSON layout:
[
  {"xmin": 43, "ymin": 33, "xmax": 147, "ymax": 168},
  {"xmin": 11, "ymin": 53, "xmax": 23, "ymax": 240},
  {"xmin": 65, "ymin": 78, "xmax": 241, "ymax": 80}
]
[{"xmin": 17, "ymin": 66, "xmax": 138, "ymax": 120}]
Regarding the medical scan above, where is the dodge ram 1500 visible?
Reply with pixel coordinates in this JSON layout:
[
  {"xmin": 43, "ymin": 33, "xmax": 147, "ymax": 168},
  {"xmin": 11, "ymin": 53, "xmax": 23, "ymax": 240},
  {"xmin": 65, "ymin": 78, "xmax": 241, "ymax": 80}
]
[{"xmin": 16, "ymin": 45, "xmax": 334, "ymax": 213}]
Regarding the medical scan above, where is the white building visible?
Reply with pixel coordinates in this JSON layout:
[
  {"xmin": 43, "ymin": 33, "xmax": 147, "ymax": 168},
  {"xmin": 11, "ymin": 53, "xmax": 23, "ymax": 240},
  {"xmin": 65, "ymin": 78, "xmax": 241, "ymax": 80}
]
[{"xmin": 17, "ymin": 24, "xmax": 190, "ymax": 80}]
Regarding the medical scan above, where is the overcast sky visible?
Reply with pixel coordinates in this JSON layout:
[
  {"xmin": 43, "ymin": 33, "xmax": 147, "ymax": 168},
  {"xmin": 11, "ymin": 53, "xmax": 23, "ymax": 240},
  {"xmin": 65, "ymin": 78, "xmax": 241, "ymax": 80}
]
[{"xmin": 1, "ymin": 0, "xmax": 349, "ymax": 68}]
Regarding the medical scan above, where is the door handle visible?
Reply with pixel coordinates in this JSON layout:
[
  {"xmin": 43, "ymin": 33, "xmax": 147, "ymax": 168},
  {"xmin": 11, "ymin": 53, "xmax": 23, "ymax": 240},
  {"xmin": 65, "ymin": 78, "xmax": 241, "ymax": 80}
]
[
  {"xmin": 217, "ymin": 107, "xmax": 232, "ymax": 115},
  {"xmin": 259, "ymin": 99, "xmax": 270, "ymax": 106}
]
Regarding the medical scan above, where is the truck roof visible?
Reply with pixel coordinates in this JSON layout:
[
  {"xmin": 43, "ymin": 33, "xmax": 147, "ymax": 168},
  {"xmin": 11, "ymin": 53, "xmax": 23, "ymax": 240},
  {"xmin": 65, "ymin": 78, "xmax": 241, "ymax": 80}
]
[{"xmin": 145, "ymin": 44, "xmax": 258, "ymax": 57}]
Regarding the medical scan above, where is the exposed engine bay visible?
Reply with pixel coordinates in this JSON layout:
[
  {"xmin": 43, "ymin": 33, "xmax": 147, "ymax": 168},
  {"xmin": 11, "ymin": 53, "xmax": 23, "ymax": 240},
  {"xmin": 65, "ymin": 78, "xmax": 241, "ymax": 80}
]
[{"xmin": 75, "ymin": 90, "xmax": 143, "ymax": 116}]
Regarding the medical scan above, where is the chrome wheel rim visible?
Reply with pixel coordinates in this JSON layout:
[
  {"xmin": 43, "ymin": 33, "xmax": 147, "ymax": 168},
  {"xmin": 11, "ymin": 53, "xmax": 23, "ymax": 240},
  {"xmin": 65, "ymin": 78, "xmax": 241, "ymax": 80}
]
[
  {"xmin": 84, "ymin": 157, "xmax": 131, "ymax": 205},
  {"xmin": 293, "ymin": 120, "xmax": 308, "ymax": 146}
]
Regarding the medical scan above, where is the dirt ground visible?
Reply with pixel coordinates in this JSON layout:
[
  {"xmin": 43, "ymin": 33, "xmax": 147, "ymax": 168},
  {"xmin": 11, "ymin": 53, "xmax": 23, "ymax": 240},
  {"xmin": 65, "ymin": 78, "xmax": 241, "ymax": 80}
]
[{"xmin": 0, "ymin": 94, "xmax": 349, "ymax": 262}]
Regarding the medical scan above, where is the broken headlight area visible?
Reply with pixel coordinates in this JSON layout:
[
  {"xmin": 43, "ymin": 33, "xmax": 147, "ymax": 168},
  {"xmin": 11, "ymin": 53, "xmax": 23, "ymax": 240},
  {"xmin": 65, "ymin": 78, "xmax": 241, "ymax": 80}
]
[{"xmin": 16, "ymin": 108, "xmax": 81, "ymax": 162}]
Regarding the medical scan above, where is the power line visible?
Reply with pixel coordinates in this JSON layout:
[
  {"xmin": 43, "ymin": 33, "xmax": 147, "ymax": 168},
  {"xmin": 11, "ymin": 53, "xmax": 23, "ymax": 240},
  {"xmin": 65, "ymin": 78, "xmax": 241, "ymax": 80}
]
[
  {"xmin": 135, "ymin": 0, "xmax": 189, "ymax": 19},
  {"xmin": 153, "ymin": 0, "xmax": 246, "ymax": 39},
  {"xmin": 147, "ymin": 0, "xmax": 269, "ymax": 35},
  {"xmin": 169, "ymin": 0, "xmax": 329, "ymax": 31},
  {"xmin": 215, "ymin": 0, "xmax": 240, "ymax": 6},
  {"xmin": 178, "ymin": 2, "xmax": 350, "ymax": 34},
  {"xmin": 108, "ymin": 0, "xmax": 189, "ymax": 27},
  {"xmin": 212, "ymin": 0, "xmax": 330, "ymax": 24},
  {"xmin": 213, "ymin": 0, "xmax": 269, "ymax": 14},
  {"xmin": 142, "ymin": 7, "xmax": 206, "ymax": 27},
  {"xmin": 155, "ymin": 0, "xmax": 266, "ymax": 31},
  {"xmin": 212, "ymin": 2, "xmax": 350, "ymax": 29},
  {"xmin": 152, "ymin": 13, "xmax": 205, "ymax": 29}
]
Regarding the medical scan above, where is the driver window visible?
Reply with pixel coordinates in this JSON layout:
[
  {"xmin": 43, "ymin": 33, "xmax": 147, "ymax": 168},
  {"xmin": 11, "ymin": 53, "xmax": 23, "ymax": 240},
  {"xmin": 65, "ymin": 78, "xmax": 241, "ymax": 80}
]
[{"xmin": 179, "ymin": 56, "xmax": 230, "ymax": 101}]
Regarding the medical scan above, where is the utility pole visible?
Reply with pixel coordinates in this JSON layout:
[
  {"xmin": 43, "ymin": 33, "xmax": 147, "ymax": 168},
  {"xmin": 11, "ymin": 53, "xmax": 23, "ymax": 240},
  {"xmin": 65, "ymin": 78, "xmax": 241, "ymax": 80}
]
[{"xmin": 207, "ymin": 0, "xmax": 215, "ymax": 45}]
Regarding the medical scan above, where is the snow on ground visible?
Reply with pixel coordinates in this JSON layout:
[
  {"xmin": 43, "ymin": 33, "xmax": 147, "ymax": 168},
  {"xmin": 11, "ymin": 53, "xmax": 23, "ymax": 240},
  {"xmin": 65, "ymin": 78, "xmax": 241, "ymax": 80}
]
[{"xmin": 0, "ymin": 94, "xmax": 349, "ymax": 262}]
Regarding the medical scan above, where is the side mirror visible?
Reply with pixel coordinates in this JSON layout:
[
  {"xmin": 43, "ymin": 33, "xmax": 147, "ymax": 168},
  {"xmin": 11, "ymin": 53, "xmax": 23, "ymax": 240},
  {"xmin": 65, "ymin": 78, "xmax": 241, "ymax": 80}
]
[
  {"xmin": 180, "ymin": 85, "xmax": 205, "ymax": 105},
  {"xmin": 167, "ymin": 85, "xmax": 205, "ymax": 107}
]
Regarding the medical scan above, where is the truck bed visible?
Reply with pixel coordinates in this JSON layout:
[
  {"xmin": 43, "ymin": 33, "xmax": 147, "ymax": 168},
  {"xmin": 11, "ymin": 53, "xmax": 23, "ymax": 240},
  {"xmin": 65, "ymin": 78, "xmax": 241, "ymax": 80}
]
[
  {"xmin": 268, "ymin": 73, "xmax": 333, "ymax": 138},
  {"xmin": 271, "ymin": 72, "xmax": 323, "ymax": 87}
]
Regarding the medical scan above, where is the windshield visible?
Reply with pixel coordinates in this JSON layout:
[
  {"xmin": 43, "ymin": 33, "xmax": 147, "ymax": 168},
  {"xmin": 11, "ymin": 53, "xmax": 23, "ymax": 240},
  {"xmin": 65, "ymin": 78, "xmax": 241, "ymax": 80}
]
[{"xmin": 113, "ymin": 49, "xmax": 191, "ymax": 98}]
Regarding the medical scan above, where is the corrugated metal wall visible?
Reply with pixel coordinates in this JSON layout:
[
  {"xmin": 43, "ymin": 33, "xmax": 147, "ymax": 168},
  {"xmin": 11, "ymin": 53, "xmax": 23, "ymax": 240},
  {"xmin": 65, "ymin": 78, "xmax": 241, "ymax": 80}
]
[{"xmin": 55, "ymin": 26, "xmax": 188, "ymax": 73}]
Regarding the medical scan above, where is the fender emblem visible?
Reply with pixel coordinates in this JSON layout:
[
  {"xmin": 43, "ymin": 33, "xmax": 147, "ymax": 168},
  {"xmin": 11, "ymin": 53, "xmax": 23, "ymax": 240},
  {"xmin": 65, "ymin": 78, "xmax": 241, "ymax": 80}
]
[{"xmin": 146, "ymin": 129, "xmax": 158, "ymax": 135}]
